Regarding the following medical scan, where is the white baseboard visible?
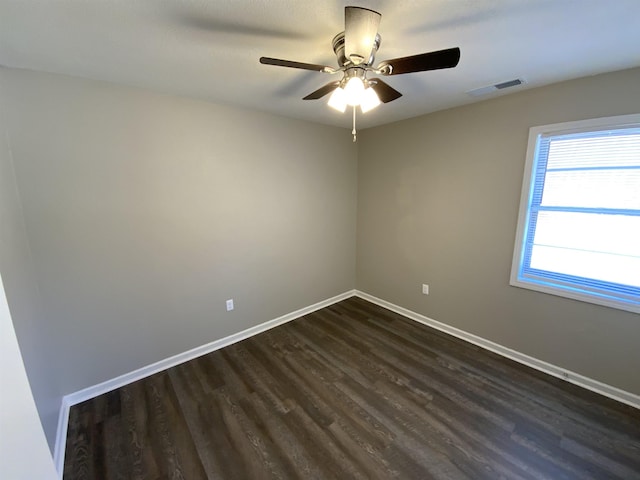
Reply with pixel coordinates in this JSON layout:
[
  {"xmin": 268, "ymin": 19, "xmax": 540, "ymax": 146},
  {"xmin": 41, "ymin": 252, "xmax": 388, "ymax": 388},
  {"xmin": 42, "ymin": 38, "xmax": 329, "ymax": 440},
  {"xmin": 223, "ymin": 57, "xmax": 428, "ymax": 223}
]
[
  {"xmin": 53, "ymin": 289, "xmax": 355, "ymax": 477},
  {"xmin": 355, "ymin": 290, "xmax": 640, "ymax": 410},
  {"xmin": 53, "ymin": 397, "xmax": 71, "ymax": 478}
]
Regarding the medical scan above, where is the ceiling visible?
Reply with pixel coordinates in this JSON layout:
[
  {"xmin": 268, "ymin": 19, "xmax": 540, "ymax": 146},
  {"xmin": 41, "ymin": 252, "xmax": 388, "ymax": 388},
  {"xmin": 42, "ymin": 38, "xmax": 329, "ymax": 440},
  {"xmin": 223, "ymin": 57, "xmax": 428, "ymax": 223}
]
[{"xmin": 1, "ymin": 0, "xmax": 639, "ymax": 130}]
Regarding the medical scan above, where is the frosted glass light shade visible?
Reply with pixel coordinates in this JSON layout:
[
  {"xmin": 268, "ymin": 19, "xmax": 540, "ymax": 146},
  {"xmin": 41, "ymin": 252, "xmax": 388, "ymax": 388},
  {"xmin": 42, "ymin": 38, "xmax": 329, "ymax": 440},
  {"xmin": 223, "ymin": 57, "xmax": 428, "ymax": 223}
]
[
  {"xmin": 360, "ymin": 87, "xmax": 381, "ymax": 113},
  {"xmin": 327, "ymin": 87, "xmax": 347, "ymax": 112},
  {"xmin": 344, "ymin": 77, "xmax": 365, "ymax": 106}
]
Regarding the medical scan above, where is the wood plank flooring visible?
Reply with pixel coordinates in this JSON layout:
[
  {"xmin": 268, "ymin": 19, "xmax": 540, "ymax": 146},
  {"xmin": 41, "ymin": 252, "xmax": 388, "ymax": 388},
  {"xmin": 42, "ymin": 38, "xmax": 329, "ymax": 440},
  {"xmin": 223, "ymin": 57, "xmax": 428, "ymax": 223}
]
[{"xmin": 63, "ymin": 297, "xmax": 640, "ymax": 479}]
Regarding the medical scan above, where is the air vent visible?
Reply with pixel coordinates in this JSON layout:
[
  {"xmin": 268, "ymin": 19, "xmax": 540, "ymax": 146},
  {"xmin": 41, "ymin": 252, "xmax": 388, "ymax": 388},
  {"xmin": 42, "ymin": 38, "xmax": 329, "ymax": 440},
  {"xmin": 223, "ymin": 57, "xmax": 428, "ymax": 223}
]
[
  {"xmin": 495, "ymin": 79, "xmax": 523, "ymax": 89},
  {"xmin": 467, "ymin": 78, "xmax": 526, "ymax": 97}
]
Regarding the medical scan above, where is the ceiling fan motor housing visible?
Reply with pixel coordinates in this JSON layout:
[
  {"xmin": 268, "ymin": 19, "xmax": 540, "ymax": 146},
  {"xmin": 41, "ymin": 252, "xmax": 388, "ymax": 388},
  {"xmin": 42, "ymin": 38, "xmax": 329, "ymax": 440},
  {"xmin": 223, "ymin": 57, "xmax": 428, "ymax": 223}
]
[{"xmin": 332, "ymin": 31, "xmax": 381, "ymax": 68}]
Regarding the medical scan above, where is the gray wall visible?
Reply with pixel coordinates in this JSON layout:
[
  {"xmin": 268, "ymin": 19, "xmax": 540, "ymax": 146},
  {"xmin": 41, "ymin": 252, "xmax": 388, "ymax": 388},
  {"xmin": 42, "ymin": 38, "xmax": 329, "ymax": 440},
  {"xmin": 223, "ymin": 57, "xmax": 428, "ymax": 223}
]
[
  {"xmin": 357, "ymin": 67, "xmax": 640, "ymax": 395},
  {"xmin": 0, "ymin": 73, "xmax": 61, "ymax": 451},
  {"xmin": 0, "ymin": 274, "xmax": 58, "ymax": 479},
  {"xmin": 0, "ymin": 67, "xmax": 357, "ymax": 448}
]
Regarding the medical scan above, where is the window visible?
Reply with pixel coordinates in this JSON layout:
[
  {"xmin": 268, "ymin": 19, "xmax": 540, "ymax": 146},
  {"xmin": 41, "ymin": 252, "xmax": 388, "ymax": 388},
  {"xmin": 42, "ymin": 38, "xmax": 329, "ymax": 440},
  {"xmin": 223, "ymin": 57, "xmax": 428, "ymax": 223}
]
[{"xmin": 511, "ymin": 114, "xmax": 640, "ymax": 314}]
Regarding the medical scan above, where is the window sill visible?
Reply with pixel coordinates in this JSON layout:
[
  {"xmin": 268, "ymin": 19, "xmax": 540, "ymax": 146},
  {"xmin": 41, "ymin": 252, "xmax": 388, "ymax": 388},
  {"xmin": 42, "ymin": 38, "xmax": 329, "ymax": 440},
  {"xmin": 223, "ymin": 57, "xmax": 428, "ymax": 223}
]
[{"xmin": 510, "ymin": 276, "xmax": 640, "ymax": 314}]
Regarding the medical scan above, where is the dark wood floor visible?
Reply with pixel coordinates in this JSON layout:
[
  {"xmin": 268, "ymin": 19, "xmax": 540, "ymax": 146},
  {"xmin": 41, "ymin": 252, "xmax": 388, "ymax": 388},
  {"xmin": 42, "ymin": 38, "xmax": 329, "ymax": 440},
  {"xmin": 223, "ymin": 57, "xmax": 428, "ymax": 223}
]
[{"xmin": 64, "ymin": 297, "xmax": 640, "ymax": 479}]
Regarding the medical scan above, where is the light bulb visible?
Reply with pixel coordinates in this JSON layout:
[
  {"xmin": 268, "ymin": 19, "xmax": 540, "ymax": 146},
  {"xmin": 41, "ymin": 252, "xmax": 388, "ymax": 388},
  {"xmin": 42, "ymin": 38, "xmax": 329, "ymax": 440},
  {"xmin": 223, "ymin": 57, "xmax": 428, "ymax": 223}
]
[
  {"xmin": 360, "ymin": 87, "xmax": 381, "ymax": 113},
  {"xmin": 327, "ymin": 87, "xmax": 347, "ymax": 112},
  {"xmin": 343, "ymin": 77, "xmax": 365, "ymax": 106}
]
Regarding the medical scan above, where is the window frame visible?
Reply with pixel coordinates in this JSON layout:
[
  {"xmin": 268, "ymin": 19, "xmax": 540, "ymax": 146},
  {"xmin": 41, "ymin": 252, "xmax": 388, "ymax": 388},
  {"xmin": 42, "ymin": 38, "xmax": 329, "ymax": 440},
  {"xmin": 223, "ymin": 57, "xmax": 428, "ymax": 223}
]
[{"xmin": 510, "ymin": 113, "xmax": 640, "ymax": 314}]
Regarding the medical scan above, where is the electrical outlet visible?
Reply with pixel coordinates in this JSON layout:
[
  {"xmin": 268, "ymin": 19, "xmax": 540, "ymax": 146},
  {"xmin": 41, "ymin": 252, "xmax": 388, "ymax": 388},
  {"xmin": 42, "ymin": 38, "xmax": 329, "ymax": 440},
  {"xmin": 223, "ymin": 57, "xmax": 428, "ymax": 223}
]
[
  {"xmin": 422, "ymin": 284, "xmax": 429, "ymax": 295},
  {"xmin": 226, "ymin": 299, "xmax": 234, "ymax": 311}
]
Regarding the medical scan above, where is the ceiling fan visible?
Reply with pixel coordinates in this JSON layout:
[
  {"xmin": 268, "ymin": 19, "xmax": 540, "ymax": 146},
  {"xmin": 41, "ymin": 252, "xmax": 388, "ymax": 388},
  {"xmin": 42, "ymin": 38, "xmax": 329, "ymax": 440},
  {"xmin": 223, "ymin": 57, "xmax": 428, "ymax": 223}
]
[{"xmin": 259, "ymin": 5, "xmax": 461, "ymax": 136}]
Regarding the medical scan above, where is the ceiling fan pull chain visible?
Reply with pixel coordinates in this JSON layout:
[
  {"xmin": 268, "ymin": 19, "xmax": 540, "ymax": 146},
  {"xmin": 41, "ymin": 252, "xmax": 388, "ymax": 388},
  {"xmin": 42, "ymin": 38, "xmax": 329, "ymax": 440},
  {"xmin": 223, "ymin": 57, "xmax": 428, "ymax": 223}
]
[{"xmin": 352, "ymin": 106, "xmax": 357, "ymax": 142}]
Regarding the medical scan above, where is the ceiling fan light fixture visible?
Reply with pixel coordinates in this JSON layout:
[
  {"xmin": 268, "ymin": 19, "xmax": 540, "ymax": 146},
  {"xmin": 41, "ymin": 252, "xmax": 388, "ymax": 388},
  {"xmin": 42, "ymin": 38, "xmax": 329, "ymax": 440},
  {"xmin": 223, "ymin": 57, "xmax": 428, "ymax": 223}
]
[
  {"xmin": 360, "ymin": 86, "xmax": 381, "ymax": 113},
  {"xmin": 260, "ymin": 6, "xmax": 461, "ymax": 130},
  {"xmin": 343, "ymin": 76, "xmax": 365, "ymax": 106},
  {"xmin": 328, "ymin": 86, "xmax": 348, "ymax": 112}
]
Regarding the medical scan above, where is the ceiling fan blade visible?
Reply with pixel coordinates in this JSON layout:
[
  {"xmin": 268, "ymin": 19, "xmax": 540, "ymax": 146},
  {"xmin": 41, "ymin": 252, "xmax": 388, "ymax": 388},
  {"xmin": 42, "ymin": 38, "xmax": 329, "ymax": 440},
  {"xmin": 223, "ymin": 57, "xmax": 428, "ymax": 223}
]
[
  {"xmin": 303, "ymin": 82, "xmax": 341, "ymax": 100},
  {"xmin": 344, "ymin": 6, "xmax": 381, "ymax": 65},
  {"xmin": 378, "ymin": 47, "xmax": 460, "ymax": 75},
  {"xmin": 368, "ymin": 78, "xmax": 402, "ymax": 103},
  {"xmin": 260, "ymin": 57, "xmax": 329, "ymax": 72}
]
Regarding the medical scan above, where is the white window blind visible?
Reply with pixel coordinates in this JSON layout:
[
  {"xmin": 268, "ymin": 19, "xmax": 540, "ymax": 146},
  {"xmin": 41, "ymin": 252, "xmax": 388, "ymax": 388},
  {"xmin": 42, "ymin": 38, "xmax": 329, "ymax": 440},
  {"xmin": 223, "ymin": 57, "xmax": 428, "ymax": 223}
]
[{"xmin": 511, "ymin": 115, "xmax": 640, "ymax": 313}]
